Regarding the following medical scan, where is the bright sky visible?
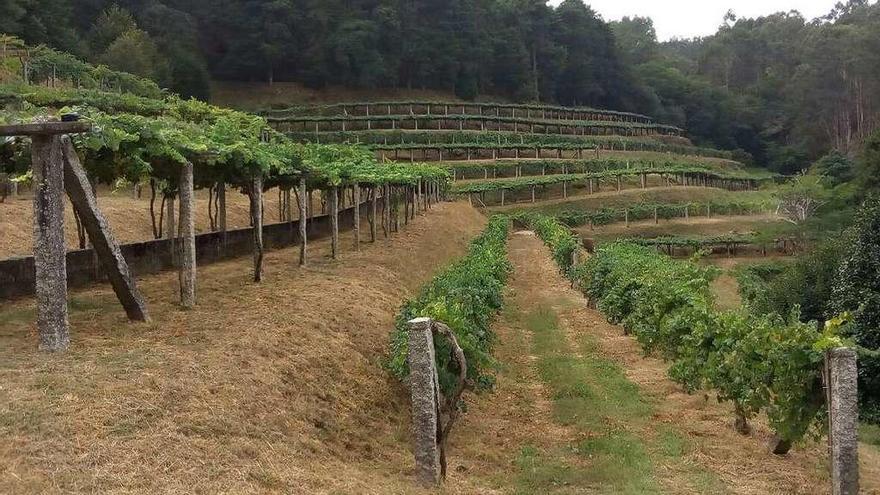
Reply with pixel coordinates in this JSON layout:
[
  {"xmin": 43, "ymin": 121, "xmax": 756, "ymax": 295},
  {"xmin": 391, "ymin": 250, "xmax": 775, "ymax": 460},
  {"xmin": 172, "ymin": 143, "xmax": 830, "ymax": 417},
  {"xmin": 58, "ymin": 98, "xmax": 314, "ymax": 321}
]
[{"xmin": 548, "ymin": 0, "xmax": 844, "ymax": 40}]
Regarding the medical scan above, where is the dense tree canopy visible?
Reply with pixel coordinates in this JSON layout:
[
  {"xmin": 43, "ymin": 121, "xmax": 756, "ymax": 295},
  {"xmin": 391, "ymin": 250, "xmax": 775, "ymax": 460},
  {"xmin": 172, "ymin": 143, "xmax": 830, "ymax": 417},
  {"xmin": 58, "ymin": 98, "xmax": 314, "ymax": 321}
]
[{"xmin": 3, "ymin": 0, "xmax": 880, "ymax": 171}]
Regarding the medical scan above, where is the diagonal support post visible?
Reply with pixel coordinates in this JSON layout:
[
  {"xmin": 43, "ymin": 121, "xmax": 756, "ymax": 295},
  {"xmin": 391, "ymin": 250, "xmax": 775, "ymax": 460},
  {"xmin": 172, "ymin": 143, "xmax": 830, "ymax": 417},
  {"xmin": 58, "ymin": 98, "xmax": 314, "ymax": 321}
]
[{"xmin": 61, "ymin": 137, "xmax": 149, "ymax": 322}]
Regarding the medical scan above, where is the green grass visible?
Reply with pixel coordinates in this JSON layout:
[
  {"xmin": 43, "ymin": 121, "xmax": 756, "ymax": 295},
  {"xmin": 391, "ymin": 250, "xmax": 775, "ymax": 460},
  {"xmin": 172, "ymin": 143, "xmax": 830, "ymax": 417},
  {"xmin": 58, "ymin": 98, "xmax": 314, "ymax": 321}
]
[
  {"xmin": 516, "ymin": 304, "xmax": 659, "ymax": 494},
  {"xmin": 513, "ymin": 444, "xmax": 592, "ymax": 494},
  {"xmin": 861, "ymin": 423, "xmax": 880, "ymax": 448},
  {"xmin": 510, "ymin": 303, "xmax": 731, "ymax": 494}
]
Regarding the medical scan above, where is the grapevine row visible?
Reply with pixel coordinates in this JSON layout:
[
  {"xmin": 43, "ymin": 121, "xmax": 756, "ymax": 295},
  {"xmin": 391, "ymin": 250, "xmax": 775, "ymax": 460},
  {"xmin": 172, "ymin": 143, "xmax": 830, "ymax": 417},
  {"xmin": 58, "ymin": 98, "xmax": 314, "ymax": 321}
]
[
  {"xmin": 262, "ymin": 100, "xmax": 654, "ymax": 123},
  {"xmin": 270, "ymin": 113, "xmax": 683, "ymax": 137},
  {"xmin": 522, "ymin": 214, "xmax": 843, "ymax": 452},
  {"xmin": 388, "ymin": 215, "xmax": 512, "ymax": 393},
  {"xmin": 369, "ymin": 141, "xmax": 737, "ymax": 161}
]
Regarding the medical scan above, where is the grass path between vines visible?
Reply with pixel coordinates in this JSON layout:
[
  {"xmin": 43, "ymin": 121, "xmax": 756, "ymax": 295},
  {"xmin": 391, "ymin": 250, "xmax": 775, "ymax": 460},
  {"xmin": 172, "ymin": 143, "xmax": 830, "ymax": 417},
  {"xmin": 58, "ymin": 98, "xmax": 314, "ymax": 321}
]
[{"xmin": 478, "ymin": 230, "xmax": 880, "ymax": 494}]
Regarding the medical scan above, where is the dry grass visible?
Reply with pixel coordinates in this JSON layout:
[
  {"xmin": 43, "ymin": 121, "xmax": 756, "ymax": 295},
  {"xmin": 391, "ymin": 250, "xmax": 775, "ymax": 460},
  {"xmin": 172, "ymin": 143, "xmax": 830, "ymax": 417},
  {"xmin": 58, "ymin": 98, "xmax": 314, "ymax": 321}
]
[
  {"xmin": 0, "ymin": 202, "xmax": 500, "ymax": 494},
  {"xmin": 4, "ymin": 198, "xmax": 876, "ymax": 494}
]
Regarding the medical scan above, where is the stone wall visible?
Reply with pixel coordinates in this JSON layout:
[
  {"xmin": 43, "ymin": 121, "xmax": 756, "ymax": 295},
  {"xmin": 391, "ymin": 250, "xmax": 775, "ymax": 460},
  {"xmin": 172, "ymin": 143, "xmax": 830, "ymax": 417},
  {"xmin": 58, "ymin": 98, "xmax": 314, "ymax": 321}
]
[{"xmin": 0, "ymin": 201, "xmax": 365, "ymax": 301}]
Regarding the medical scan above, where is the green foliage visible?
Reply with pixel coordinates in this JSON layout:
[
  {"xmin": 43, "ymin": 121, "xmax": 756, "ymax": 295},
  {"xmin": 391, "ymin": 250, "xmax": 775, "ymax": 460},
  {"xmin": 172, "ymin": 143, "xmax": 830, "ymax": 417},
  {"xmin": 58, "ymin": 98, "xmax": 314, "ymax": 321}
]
[
  {"xmin": 857, "ymin": 129, "xmax": 880, "ymax": 194},
  {"xmin": 811, "ymin": 150, "xmax": 855, "ymax": 187},
  {"xmin": 450, "ymin": 166, "xmax": 770, "ymax": 194},
  {"xmin": 733, "ymin": 261, "xmax": 789, "ymax": 316},
  {"xmin": 98, "ymin": 29, "xmax": 168, "ymax": 84},
  {"xmin": 1, "ymin": 84, "xmax": 448, "ymax": 190},
  {"xmin": 265, "ymin": 101, "xmax": 652, "ymax": 122},
  {"xmin": 739, "ymin": 241, "xmax": 846, "ymax": 324},
  {"xmin": 555, "ymin": 199, "xmax": 771, "ymax": 227},
  {"xmin": 366, "ymin": 140, "xmax": 737, "ymax": 161},
  {"xmin": 833, "ymin": 198, "xmax": 880, "ymax": 422},
  {"xmin": 26, "ymin": 45, "xmax": 164, "ymax": 99},
  {"xmin": 514, "ymin": 212, "xmax": 579, "ymax": 272},
  {"xmin": 388, "ymin": 216, "xmax": 511, "ymax": 393},
  {"xmin": 523, "ymin": 214, "xmax": 832, "ymax": 443}
]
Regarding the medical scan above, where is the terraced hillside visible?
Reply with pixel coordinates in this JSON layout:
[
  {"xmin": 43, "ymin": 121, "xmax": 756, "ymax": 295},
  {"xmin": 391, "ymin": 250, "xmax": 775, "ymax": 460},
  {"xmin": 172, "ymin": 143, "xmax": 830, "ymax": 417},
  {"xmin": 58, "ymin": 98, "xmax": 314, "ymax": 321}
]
[{"xmin": 269, "ymin": 100, "xmax": 768, "ymax": 215}]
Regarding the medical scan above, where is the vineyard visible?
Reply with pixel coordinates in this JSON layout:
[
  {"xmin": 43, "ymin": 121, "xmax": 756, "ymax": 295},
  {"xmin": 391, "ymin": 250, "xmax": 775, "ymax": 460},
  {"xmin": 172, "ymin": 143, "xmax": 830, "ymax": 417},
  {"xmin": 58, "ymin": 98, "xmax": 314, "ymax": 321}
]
[{"xmin": 2, "ymin": 37, "xmax": 878, "ymax": 495}]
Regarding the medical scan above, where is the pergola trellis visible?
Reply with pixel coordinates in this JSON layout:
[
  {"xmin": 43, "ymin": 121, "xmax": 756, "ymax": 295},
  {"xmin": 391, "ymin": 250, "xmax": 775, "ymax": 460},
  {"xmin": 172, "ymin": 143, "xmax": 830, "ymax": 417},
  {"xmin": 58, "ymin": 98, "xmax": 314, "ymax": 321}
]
[{"xmin": 1, "ymin": 121, "xmax": 150, "ymax": 351}]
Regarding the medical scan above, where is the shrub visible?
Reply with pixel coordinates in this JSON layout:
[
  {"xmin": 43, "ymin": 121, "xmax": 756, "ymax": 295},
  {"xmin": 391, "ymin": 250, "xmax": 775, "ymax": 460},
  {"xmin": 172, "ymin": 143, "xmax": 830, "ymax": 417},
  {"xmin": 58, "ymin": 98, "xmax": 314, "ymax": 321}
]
[
  {"xmin": 388, "ymin": 216, "xmax": 511, "ymax": 393},
  {"xmin": 833, "ymin": 199, "xmax": 880, "ymax": 422}
]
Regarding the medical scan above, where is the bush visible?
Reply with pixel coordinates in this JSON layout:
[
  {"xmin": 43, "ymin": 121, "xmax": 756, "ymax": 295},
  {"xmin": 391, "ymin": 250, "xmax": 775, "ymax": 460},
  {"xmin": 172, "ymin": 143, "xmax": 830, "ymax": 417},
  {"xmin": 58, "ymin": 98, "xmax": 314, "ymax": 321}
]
[
  {"xmin": 833, "ymin": 198, "xmax": 880, "ymax": 422},
  {"xmin": 388, "ymin": 216, "xmax": 511, "ymax": 393}
]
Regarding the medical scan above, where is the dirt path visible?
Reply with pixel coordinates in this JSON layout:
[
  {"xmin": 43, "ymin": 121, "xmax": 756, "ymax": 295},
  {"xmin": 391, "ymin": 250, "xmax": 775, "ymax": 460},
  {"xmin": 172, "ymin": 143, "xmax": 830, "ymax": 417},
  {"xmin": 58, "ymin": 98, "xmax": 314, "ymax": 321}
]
[{"xmin": 466, "ymin": 230, "xmax": 878, "ymax": 494}]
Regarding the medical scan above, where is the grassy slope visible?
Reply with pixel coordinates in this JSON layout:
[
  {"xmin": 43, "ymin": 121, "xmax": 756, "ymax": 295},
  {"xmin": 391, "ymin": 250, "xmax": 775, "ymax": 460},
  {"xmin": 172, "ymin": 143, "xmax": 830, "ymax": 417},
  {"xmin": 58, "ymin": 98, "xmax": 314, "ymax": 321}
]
[{"xmin": 0, "ymin": 202, "xmax": 492, "ymax": 493}]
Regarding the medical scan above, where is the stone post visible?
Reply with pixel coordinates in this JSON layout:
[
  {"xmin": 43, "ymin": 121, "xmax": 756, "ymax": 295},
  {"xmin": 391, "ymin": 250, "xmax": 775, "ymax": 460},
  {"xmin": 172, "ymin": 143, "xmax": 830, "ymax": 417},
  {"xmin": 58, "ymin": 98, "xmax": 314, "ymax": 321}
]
[
  {"xmin": 407, "ymin": 317, "xmax": 441, "ymax": 487},
  {"xmin": 370, "ymin": 186, "xmax": 378, "ymax": 242},
  {"xmin": 31, "ymin": 134, "xmax": 69, "ymax": 351},
  {"xmin": 298, "ymin": 178, "xmax": 307, "ymax": 266},
  {"xmin": 250, "ymin": 172, "xmax": 264, "ymax": 282},
  {"xmin": 178, "ymin": 162, "xmax": 196, "ymax": 308},
  {"xmin": 353, "ymin": 183, "xmax": 361, "ymax": 250},
  {"xmin": 827, "ymin": 348, "xmax": 859, "ymax": 495},
  {"xmin": 61, "ymin": 137, "xmax": 149, "ymax": 322},
  {"xmin": 218, "ymin": 182, "xmax": 227, "ymax": 246},
  {"xmin": 166, "ymin": 195, "xmax": 176, "ymax": 264},
  {"xmin": 330, "ymin": 186, "xmax": 339, "ymax": 258}
]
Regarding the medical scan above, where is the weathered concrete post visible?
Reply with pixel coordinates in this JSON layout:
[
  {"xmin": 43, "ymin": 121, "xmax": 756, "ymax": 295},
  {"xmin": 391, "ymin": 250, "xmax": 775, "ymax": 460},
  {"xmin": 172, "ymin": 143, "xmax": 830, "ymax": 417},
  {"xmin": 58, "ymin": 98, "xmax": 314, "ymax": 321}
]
[
  {"xmin": 370, "ymin": 186, "xmax": 378, "ymax": 242},
  {"xmin": 166, "ymin": 194, "xmax": 176, "ymax": 264},
  {"xmin": 330, "ymin": 186, "xmax": 339, "ymax": 259},
  {"xmin": 217, "ymin": 182, "xmax": 227, "ymax": 246},
  {"xmin": 31, "ymin": 134, "xmax": 69, "ymax": 351},
  {"xmin": 383, "ymin": 185, "xmax": 391, "ymax": 238},
  {"xmin": 178, "ymin": 161, "xmax": 196, "ymax": 308},
  {"xmin": 353, "ymin": 183, "xmax": 361, "ymax": 251},
  {"xmin": 61, "ymin": 137, "xmax": 149, "ymax": 322},
  {"xmin": 407, "ymin": 317, "xmax": 441, "ymax": 487},
  {"xmin": 827, "ymin": 348, "xmax": 859, "ymax": 495},
  {"xmin": 298, "ymin": 178, "xmax": 307, "ymax": 266},
  {"xmin": 250, "ymin": 172, "xmax": 264, "ymax": 282}
]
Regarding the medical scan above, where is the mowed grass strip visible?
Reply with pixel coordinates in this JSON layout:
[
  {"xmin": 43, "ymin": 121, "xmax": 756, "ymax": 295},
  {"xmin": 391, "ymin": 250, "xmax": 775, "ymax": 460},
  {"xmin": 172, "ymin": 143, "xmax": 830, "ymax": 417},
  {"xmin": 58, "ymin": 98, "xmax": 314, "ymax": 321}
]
[
  {"xmin": 517, "ymin": 304, "xmax": 730, "ymax": 494},
  {"xmin": 517, "ymin": 305, "xmax": 659, "ymax": 494}
]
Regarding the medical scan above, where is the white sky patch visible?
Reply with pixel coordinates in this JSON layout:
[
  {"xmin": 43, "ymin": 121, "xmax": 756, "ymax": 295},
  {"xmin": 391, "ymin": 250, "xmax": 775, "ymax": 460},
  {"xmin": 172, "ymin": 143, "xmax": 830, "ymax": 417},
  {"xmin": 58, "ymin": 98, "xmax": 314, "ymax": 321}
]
[{"xmin": 548, "ymin": 0, "xmax": 846, "ymax": 40}]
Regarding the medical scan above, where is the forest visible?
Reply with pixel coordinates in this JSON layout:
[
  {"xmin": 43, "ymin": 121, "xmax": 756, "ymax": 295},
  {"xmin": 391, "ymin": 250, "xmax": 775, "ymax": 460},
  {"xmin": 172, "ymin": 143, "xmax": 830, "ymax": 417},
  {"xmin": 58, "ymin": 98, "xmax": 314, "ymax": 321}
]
[{"xmin": 2, "ymin": 0, "xmax": 879, "ymax": 172}]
